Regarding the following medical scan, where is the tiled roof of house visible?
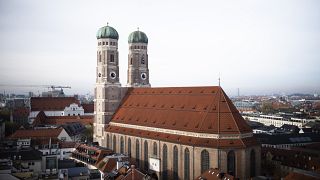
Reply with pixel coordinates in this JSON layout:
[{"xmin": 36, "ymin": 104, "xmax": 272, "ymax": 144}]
[
  {"xmin": 33, "ymin": 111, "xmax": 93, "ymax": 126},
  {"xmin": 30, "ymin": 97, "xmax": 79, "ymax": 111},
  {"xmin": 82, "ymin": 103, "xmax": 94, "ymax": 113},
  {"xmin": 10, "ymin": 127, "xmax": 64, "ymax": 139},
  {"xmin": 106, "ymin": 86, "xmax": 256, "ymax": 148},
  {"xmin": 121, "ymin": 165, "xmax": 147, "ymax": 180},
  {"xmin": 195, "ymin": 168, "xmax": 235, "ymax": 180}
]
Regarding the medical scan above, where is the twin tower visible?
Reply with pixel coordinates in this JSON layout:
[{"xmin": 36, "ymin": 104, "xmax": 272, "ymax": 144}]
[{"xmin": 94, "ymin": 23, "xmax": 150, "ymax": 145}]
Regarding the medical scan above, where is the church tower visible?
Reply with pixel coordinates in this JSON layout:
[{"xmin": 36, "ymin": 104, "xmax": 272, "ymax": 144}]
[
  {"xmin": 127, "ymin": 29, "xmax": 151, "ymax": 87},
  {"xmin": 94, "ymin": 24, "xmax": 122, "ymax": 146}
]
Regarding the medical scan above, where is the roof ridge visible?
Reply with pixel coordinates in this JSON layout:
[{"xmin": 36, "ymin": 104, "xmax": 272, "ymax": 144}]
[
  {"xmin": 198, "ymin": 91, "xmax": 216, "ymax": 133},
  {"xmin": 221, "ymin": 89, "xmax": 241, "ymax": 134}
]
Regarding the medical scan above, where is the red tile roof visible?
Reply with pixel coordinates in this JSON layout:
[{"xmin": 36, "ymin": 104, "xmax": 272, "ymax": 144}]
[
  {"xmin": 33, "ymin": 111, "xmax": 93, "ymax": 126},
  {"xmin": 30, "ymin": 97, "xmax": 79, "ymax": 111},
  {"xmin": 10, "ymin": 127, "xmax": 64, "ymax": 139},
  {"xmin": 122, "ymin": 165, "xmax": 147, "ymax": 180},
  {"xmin": 82, "ymin": 103, "xmax": 94, "ymax": 113},
  {"xmin": 195, "ymin": 168, "xmax": 235, "ymax": 180},
  {"xmin": 106, "ymin": 87, "xmax": 257, "ymax": 148},
  {"xmin": 110, "ymin": 87, "xmax": 252, "ymax": 135}
]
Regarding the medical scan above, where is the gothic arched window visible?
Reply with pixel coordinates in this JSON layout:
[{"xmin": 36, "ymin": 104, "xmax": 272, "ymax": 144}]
[
  {"xmin": 250, "ymin": 149, "xmax": 256, "ymax": 177},
  {"xmin": 144, "ymin": 141, "xmax": 148, "ymax": 170},
  {"xmin": 128, "ymin": 138, "xmax": 131, "ymax": 157},
  {"xmin": 227, "ymin": 151, "xmax": 236, "ymax": 176},
  {"xmin": 201, "ymin": 149, "xmax": 210, "ymax": 173},
  {"xmin": 184, "ymin": 148, "xmax": 190, "ymax": 180},
  {"xmin": 136, "ymin": 139, "xmax": 140, "ymax": 167},
  {"xmin": 162, "ymin": 144, "xmax": 168, "ymax": 179},
  {"xmin": 173, "ymin": 145, "xmax": 179, "ymax": 180},
  {"xmin": 113, "ymin": 135, "xmax": 116, "ymax": 152},
  {"xmin": 130, "ymin": 58, "xmax": 133, "ymax": 65},
  {"xmin": 120, "ymin": 136, "xmax": 124, "ymax": 154},
  {"xmin": 153, "ymin": 142, "xmax": 157, "ymax": 156}
]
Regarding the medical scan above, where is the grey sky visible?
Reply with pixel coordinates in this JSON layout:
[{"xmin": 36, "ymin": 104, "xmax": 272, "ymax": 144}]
[{"xmin": 0, "ymin": 0, "xmax": 319, "ymax": 96}]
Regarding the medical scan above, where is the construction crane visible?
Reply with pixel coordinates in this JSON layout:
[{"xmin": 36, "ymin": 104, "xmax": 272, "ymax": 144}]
[{"xmin": 0, "ymin": 84, "xmax": 71, "ymax": 97}]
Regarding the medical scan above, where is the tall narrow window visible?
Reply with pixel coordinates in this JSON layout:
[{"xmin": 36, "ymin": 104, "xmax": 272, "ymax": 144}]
[
  {"xmin": 153, "ymin": 142, "xmax": 157, "ymax": 156},
  {"xmin": 106, "ymin": 134, "xmax": 110, "ymax": 149},
  {"xmin": 113, "ymin": 135, "xmax": 116, "ymax": 152},
  {"xmin": 98, "ymin": 51, "xmax": 101, "ymax": 62},
  {"xmin": 227, "ymin": 151, "xmax": 236, "ymax": 176},
  {"xmin": 201, "ymin": 150, "xmax": 210, "ymax": 173},
  {"xmin": 130, "ymin": 58, "xmax": 133, "ymax": 65},
  {"xmin": 128, "ymin": 138, "xmax": 131, "ymax": 157},
  {"xmin": 184, "ymin": 148, "xmax": 190, "ymax": 180},
  {"xmin": 250, "ymin": 150, "xmax": 256, "ymax": 177},
  {"xmin": 110, "ymin": 54, "xmax": 114, "ymax": 62},
  {"xmin": 173, "ymin": 145, "xmax": 178, "ymax": 180},
  {"xmin": 120, "ymin": 136, "xmax": 124, "ymax": 154},
  {"xmin": 162, "ymin": 144, "xmax": 168, "ymax": 179},
  {"xmin": 136, "ymin": 139, "xmax": 140, "ymax": 167},
  {"xmin": 144, "ymin": 141, "xmax": 148, "ymax": 170},
  {"xmin": 141, "ymin": 56, "xmax": 145, "ymax": 64}
]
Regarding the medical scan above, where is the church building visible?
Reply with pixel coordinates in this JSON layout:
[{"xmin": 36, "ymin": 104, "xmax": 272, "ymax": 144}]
[{"xmin": 93, "ymin": 23, "xmax": 261, "ymax": 180}]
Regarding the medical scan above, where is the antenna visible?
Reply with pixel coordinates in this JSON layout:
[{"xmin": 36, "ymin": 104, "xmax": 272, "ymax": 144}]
[{"xmin": 218, "ymin": 72, "xmax": 221, "ymax": 86}]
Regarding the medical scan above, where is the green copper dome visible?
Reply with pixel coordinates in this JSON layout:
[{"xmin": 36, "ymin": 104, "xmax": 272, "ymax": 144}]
[
  {"xmin": 96, "ymin": 25, "xmax": 119, "ymax": 40},
  {"xmin": 128, "ymin": 30, "xmax": 148, "ymax": 44}
]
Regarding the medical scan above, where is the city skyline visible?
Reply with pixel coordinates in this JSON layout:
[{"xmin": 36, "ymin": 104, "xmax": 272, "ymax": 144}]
[{"xmin": 0, "ymin": 0, "xmax": 319, "ymax": 96}]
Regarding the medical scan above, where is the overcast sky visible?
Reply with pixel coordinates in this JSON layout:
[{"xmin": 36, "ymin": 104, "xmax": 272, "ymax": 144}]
[{"xmin": 0, "ymin": 0, "xmax": 319, "ymax": 96}]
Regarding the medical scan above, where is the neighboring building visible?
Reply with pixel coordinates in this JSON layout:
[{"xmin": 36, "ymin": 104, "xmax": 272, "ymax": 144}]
[
  {"xmin": 0, "ymin": 120, "xmax": 5, "ymax": 140},
  {"xmin": 233, "ymin": 100, "xmax": 257, "ymax": 113},
  {"xmin": 0, "ymin": 148, "xmax": 43, "ymax": 176},
  {"xmin": 10, "ymin": 127, "xmax": 72, "ymax": 142},
  {"xmin": 32, "ymin": 111, "xmax": 93, "ymax": 127},
  {"xmin": 71, "ymin": 143, "xmax": 113, "ymax": 170},
  {"xmin": 255, "ymin": 133, "xmax": 320, "ymax": 150},
  {"xmin": 82, "ymin": 103, "xmax": 94, "ymax": 115},
  {"xmin": 12, "ymin": 107, "xmax": 29, "ymax": 125},
  {"xmin": 29, "ymin": 97, "xmax": 84, "ymax": 123},
  {"xmin": 262, "ymin": 146, "xmax": 320, "ymax": 178},
  {"xmin": 93, "ymin": 23, "xmax": 261, "ymax": 180},
  {"xmin": 196, "ymin": 168, "xmax": 235, "ymax": 180},
  {"xmin": 243, "ymin": 114, "xmax": 316, "ymax": 128}
]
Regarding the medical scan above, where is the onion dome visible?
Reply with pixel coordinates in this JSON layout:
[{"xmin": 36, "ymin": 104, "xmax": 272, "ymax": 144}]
[
  {"xmin": 96, "ymin": 24, "xmax": 119, "ymax": 40},
  {"xmin": 128, "ymin": 30, "xmax": 148, "ymax": 44}
]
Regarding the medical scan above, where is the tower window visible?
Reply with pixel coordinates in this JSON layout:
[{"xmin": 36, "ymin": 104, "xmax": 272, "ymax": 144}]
[
  {"xmin": 130, "ymin": 58, "xmax": 133, "ymax": 65},
  {"xmin": 141, "ymin": 57, "xmax": 145, "ymax": 64},
  {"xmin": 110, "ymin": 54, "xmax": 114, "ymax": 62},
  {"xmin": 106, "ymin": 42, "xmax": 108, "ymax": 45},
  {"xmin": 102, "ymin": 42, "xmax": 105, "ymax": 45},
  {"xmin": 98, "ymin": 52, "xmax": 101, "ymax": 62}
]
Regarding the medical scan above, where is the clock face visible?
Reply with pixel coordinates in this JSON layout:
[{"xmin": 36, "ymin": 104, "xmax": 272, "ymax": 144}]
[
  {"xmin": 110, "ymin": 72, "xmax": 116, "ymax": 79},
  {"xmin": 141, "ymin": 73, "xmax": 147, "ymax": 80}
]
